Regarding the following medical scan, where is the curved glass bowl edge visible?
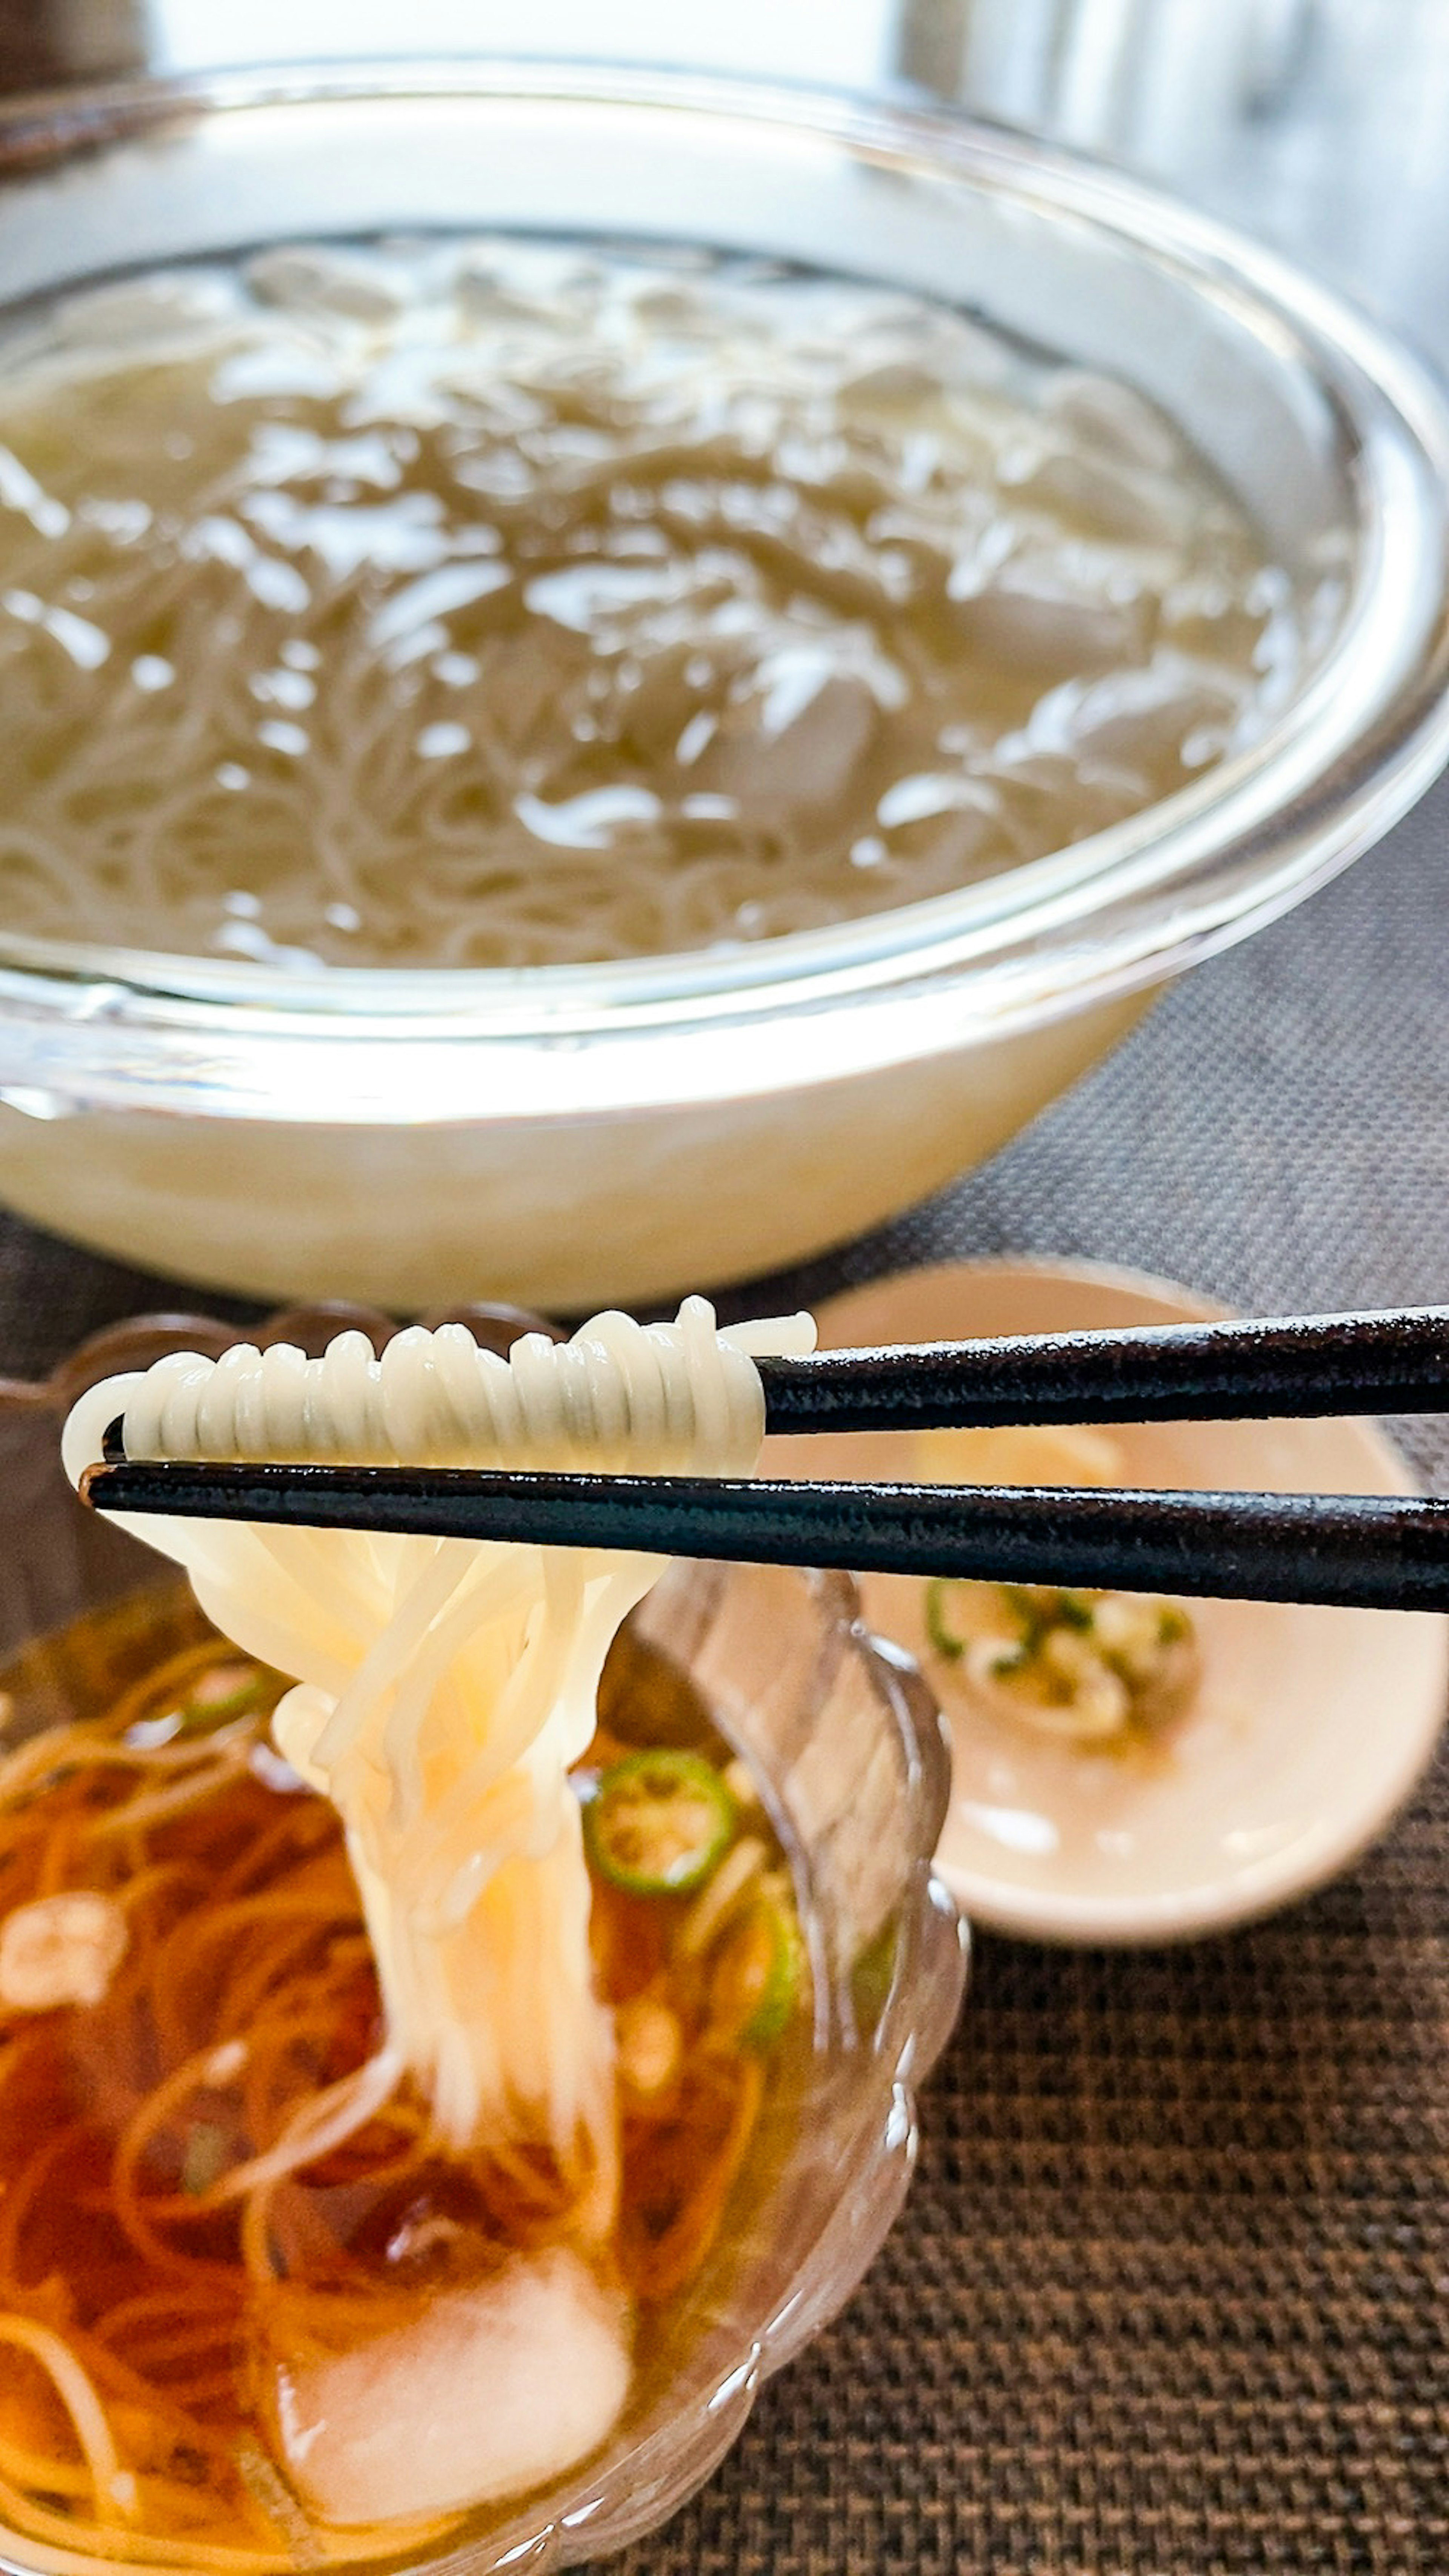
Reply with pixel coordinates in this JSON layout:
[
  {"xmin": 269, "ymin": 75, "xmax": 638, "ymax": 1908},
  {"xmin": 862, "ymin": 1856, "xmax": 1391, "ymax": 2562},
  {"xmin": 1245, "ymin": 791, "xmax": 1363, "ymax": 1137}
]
[{"xmin": 0, "ymin": 65, "xmax": 1439, "ymax": 1111}]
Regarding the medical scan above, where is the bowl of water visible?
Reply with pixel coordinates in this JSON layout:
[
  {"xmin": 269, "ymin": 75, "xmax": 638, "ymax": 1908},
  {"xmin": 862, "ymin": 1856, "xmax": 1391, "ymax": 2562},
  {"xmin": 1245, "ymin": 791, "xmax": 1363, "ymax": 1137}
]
[{"xmin": 0, "ymin": 66, "xmax": 1443, "ymax": 1306}]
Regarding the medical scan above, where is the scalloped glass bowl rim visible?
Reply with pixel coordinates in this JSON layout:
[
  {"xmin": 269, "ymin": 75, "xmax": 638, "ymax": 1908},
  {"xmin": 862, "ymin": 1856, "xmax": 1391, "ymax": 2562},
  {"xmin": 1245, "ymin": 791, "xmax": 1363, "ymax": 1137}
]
[{"xmin": 0, "ymin": 1297, "xmax": 969, "ymax": 2573}]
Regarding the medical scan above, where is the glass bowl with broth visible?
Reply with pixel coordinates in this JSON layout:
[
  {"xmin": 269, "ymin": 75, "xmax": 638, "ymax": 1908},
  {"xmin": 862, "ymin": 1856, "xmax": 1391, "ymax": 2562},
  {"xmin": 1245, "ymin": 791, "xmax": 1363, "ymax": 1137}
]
[
  {"xmin": 0, "ymin": 1300, "xmax": 965, "ymax": 2572},
  {"xmin": 0, "ymin": 69, "xmax": 1444, "ymax": 1310}
]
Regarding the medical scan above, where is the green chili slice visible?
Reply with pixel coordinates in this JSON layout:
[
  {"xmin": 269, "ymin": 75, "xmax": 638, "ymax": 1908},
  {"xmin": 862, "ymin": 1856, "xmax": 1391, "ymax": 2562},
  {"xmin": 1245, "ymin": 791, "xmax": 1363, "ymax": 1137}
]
[
  {"xmin": 583, "ymin": 1748, "xmax": 737, "ymax": 1897},
  {"xmin": 851, "ymin": 1914, "xmax": 898, "ymax": 2035},
  {"xmin": 924, "ymin": 1578, "xmax": 971, "ymax": 1661},
  {"xmin": 178, "ymin": 1668, "xmax": 271, "ymax": 1733},
  {"xmin": 712, "ymin": 1889, "xmax": 804, "ymax": 2050},
  {"xmin": 929, "ymin": 1579, "xmax": 1101, "ymax": 1665}
]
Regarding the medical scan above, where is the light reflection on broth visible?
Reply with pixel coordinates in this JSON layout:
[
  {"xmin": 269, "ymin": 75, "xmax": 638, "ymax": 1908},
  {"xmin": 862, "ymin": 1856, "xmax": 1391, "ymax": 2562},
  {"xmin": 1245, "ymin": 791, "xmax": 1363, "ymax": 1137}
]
[{"xmin": 0, "ymin": 237, "xmax": 1297, "ymax": 970}]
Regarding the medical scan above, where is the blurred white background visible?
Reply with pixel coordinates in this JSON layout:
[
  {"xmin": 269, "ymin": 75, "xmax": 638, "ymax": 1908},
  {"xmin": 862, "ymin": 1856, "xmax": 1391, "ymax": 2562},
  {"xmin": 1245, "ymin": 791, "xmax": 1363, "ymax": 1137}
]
[
  {"xmin": 143, "ymin": 0, "xmax": 893, "ymax": 87},
  {"xmin": 896, "ymin": 0, "xmax": 1449, "ymax": 364}
]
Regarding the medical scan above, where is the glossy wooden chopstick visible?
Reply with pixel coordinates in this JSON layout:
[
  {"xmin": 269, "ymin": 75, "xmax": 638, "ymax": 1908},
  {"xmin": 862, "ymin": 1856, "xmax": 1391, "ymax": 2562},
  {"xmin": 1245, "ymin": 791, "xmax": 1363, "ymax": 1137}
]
[
  {"xmin": 88, "ymin": 1307, "xmax": 1449, "ymax": 1461},
  {"xmin": 80, "ymin": 1459, "xmax": 1449, "ymax": 1612},
  {"xmin": 754, "ymin": 1305, "xmax": 1449, "ymax": 1433}
]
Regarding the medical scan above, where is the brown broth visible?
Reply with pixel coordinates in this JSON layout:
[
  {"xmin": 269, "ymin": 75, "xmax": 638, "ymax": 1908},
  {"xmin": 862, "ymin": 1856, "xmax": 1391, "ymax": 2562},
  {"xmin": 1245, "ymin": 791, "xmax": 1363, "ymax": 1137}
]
[{"xmin": 0, "ymin": 1588, "xmax": 805, "ymax": 2568}]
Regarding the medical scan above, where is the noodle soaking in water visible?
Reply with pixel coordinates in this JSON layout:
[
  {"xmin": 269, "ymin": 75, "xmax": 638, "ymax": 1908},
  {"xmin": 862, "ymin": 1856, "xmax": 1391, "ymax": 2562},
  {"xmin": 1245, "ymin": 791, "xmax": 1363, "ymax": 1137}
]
[{"xmin": 0, "ymin": 236, "xmax": 1300, "ymax": 970}]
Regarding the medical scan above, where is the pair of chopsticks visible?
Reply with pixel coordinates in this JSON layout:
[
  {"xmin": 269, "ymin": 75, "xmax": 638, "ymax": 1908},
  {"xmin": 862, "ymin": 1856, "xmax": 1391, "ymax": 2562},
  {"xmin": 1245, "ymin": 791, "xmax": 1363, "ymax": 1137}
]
[{"xmin": 81, "ymin": 1306, "xmax": 1449, "ymax": 1612}]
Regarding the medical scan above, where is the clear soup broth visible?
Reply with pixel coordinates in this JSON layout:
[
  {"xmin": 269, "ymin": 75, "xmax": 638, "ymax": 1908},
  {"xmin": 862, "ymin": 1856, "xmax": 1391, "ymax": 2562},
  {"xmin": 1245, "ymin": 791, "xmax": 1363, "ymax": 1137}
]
[{"xmin": 0, "ymin": 236, "xmax": 1294, "ymax": 971}]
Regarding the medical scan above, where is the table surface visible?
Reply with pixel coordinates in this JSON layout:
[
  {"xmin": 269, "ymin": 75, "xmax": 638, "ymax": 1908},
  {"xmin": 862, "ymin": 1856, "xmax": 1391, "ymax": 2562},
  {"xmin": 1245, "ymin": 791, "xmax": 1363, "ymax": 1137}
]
[{"xmin": 2, "ymin": 17, "xmax": 1449, "ymax": 2574}]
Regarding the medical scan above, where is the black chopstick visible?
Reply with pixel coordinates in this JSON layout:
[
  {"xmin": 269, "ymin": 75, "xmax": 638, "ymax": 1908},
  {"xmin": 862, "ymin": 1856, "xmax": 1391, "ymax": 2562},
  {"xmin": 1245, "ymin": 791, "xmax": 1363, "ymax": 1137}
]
[
  {"xmin": 755, "ymin": 1305, "xmax": 1449, "ymax": 1433},
  {"xmin": 80, "ymin": 1458, "xmax": 1449, "ymax": 1612}
]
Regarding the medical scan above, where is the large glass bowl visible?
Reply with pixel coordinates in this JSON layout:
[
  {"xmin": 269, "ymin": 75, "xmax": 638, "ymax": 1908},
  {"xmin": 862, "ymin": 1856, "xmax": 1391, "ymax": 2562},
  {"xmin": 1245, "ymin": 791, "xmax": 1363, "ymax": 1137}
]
[
  {"xmin": 0, "ymin": 65, "xmax": 1444, "ymax": 1309},
  {"xmin": 0, "ymin": 1302, "xmax": 967, "ymax": 2572}
]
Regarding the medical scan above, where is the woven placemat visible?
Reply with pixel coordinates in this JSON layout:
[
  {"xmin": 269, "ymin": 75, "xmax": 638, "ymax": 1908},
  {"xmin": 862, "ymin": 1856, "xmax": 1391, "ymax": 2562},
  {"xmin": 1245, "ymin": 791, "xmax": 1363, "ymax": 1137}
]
[{"xmin": 1, "ymin": 770, "xmax": 1445, "ymax": 2573}]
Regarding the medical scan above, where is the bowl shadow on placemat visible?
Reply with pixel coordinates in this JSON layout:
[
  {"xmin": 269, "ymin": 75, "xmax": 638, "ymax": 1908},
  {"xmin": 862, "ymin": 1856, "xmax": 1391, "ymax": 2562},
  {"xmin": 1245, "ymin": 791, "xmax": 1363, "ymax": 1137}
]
[{"xmin": 587, "ymin": 1741, "xmax": 1449, "ymax": 2576}]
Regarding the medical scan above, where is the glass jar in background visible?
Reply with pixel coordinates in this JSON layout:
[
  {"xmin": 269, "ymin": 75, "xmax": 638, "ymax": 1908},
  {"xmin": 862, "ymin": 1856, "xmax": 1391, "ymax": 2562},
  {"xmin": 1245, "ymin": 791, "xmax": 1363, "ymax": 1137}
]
[{"xmin": 896, "ymin": 0, "xmax": 1449, "ymax": 364}]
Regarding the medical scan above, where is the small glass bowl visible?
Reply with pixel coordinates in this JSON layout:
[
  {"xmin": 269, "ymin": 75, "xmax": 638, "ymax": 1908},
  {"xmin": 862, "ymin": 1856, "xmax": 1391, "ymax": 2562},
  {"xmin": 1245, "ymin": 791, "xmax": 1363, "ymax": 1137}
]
[
  {"xmin": 0, "ymin": 65, "xmax": 1443, "ymax": 1309},
  {"xmin": 0, "ymin": 1303, "xmax": 968, "ymax": 2572}
]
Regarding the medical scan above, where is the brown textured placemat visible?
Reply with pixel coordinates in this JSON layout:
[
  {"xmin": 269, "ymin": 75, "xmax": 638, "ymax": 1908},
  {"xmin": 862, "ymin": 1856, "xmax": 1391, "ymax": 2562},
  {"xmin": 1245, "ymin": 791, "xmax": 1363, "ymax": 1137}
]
[{"xmin": 4, "ymin": 772, "xmax": 1445, "ymax": 2574}]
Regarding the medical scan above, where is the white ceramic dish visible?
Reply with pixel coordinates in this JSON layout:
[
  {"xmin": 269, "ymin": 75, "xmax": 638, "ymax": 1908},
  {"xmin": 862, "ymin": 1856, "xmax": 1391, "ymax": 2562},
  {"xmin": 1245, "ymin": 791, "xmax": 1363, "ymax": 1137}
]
[{"xmin": 764, "ymin": 1258, "xmax": 1449, "ymax": 1945}]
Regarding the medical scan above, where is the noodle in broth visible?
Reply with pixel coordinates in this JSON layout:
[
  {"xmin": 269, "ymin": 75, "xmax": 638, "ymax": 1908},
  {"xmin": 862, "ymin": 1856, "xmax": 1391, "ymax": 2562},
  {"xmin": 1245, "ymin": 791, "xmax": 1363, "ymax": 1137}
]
[{"xmin": 0, "ymin": 1303, "xmax": 816, "ymax": 2568}]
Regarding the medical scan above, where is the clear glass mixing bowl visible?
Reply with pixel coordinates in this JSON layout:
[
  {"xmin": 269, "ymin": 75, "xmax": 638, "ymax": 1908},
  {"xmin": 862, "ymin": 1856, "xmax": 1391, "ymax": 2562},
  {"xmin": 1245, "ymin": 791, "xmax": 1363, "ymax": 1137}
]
[
  {"xmin": 0, "ymin": 1300, "xmax": 967, "ymax": 2569},
  {"xmin": 0, "ymin": 63, "xmax": 1444, "ymax": 1308}
]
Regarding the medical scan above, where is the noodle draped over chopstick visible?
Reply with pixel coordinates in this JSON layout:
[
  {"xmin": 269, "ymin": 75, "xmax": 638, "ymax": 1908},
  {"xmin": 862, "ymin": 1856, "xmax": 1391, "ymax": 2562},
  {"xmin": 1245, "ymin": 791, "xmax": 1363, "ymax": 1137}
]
[{"xmin": 62, "ymin": 1301, "xmax": 814, "ymax": 2184}]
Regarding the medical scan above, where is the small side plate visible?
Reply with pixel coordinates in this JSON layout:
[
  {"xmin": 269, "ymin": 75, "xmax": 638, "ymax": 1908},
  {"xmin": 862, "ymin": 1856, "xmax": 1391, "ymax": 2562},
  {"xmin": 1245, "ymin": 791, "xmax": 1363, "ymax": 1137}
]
[{"xmin": 765, "ymin": 1257, "xmax": 1449, "ymax": 1946}]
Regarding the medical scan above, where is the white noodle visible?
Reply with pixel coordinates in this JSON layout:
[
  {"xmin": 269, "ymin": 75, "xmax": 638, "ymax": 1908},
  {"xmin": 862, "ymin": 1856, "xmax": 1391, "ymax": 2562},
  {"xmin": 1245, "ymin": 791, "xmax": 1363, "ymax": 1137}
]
[
  {"xmin": 62, "ymin": 1300, "xmax": 814, "ymax": 2174},
  {"xmin": 0, "ymin": 2318, "xmax": 135, "ymax": 2524}
]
